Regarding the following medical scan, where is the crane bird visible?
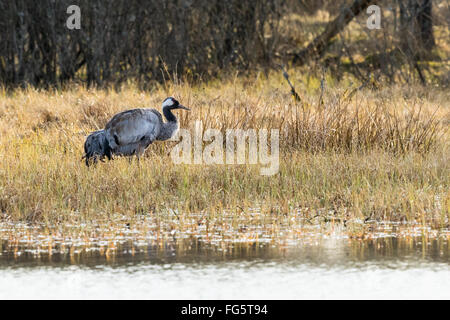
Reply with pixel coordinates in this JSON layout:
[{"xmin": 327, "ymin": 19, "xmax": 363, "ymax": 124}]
[{"xmin": 83, "ymin": 97, "xmax": 189, "ymax": 166}]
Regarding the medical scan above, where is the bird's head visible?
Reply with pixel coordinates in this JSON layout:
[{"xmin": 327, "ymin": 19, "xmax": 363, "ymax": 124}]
[{"xmin": 162, "ymin": 97, "xmax": 190, "ymax": 111}]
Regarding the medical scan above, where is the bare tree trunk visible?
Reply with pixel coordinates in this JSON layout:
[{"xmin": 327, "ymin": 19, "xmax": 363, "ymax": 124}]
[
  {"xmin": 399, "ymin": 0, "xmax": 435, "ymax": 58},
  {"xmin": 418, "ymin": 0, "xmax": 435, "ymax": 50},
  {"xmin": 292, "ymin": 0, "xmax": 376, "ymax": 66}
]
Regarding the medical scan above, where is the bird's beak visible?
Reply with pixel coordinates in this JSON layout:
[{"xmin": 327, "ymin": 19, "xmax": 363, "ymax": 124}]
[{"xmin": 178, "ymin": 105, "xmax": 190, "ymax": 111}]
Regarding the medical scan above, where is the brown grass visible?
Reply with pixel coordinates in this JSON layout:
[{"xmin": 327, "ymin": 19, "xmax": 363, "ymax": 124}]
[{"xmin": 0, "ymin": 70, "xmax": 448, "ymax": 237}]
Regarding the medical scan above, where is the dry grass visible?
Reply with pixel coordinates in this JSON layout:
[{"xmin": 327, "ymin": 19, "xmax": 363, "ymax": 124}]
[{"xmin": 0, "ymin": 69, "xmax": 449, "ymax": 235}]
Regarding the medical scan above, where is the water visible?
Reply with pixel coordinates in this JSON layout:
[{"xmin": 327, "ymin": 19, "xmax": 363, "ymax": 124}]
[{"xmin": 1, "ymin": 236, "xmax": 449, "ymax": 299}]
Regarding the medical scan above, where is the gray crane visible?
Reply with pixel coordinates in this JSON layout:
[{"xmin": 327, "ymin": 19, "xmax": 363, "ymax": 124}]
[{"xmin": 83, "ymin": 97, "xmax": 189, "ymax": 166}]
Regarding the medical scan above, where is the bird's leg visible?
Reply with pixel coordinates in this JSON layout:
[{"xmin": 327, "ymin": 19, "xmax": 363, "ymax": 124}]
[
  {"xmin": 135, "ymin": 147, "xmax": 145, "ymax": 166},
  {"xmin": 135, "ymin": 138, "xmax": 153, "ymax": 166}
]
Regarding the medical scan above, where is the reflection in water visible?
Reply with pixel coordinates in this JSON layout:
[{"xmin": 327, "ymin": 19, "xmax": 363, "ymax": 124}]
[
  {"xmin": 0, "ymin": 221, "xmax": 448, "ymax": 299},
  {"xmin": 0, "ymin": 239, "xmax": 449, "ymax": 299},
  {"xmin": 1, "ymin": 218, "xmax": 449, "ymax": 267},
  {"xmin": 0, "ymin": 236, "xmax": 448, "ymax": 268}
]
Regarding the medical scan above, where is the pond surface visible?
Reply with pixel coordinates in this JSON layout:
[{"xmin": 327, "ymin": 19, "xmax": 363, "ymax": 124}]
[{"xmin": 0, "ymin": 234, "xmax": 449, "ymax": 299}]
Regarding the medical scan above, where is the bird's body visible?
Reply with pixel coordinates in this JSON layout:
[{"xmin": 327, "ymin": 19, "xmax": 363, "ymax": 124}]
[
  {"xmin": 83, "ymin": 97, "xmax": 189, "ymax": 166},
  {"xmin": 105, "ymin": 108, "xmax": 163, "ymax": 157}
]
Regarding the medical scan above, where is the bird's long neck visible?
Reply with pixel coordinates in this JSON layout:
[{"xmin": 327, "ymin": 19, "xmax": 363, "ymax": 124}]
[
  {"xmin": 163, "ymin": 107, "xmax": 177, "ymax": 123},
  {"xmin": 158, "ymin": 107, "xmax": 179, "ymax": 141}
]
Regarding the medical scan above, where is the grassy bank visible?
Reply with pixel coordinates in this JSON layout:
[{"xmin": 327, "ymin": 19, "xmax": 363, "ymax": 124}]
[{"xmin": 0, "ymin": 70, "xmax": 449, "ymax": 234}]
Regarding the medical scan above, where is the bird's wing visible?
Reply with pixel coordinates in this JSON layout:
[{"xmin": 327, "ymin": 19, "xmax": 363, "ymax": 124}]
[{"xmin": 105, "ymin": 108, "xmax": 161, "ymax": 147}]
